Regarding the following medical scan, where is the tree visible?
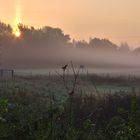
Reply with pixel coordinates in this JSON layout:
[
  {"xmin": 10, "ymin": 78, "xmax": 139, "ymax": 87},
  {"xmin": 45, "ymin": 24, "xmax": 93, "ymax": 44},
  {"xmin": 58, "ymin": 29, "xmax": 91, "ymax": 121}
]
[
  {"xmin": 89, "ymin": 38, "xmax": 118, "ymax": 51},
  {"xmin": 119, "ymin": 42, "xmax": 130, "ymax": 52}
]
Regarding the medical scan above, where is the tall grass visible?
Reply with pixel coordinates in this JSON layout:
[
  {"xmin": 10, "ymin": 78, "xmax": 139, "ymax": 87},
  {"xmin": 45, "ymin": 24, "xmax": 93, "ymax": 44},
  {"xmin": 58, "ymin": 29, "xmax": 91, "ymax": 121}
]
[{"xmin": 0, "ymin": 67, "xmax": 140, "ymax": 139}]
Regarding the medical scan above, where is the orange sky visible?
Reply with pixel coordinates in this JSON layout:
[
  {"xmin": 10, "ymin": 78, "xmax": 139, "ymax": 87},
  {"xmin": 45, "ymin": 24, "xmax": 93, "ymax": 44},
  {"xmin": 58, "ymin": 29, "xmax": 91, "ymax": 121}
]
[{"xmin": 0, "ymin": 0, "xmax": 140, "ymax": 48}]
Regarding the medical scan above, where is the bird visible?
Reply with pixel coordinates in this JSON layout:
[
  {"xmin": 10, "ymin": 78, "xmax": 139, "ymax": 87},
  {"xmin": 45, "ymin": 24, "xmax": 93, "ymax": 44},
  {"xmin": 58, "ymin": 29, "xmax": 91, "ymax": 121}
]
[
  {"xmin": 69, "ymin": 90, "xmax": 74, "ymax": 96},
  {"xmin": 62, "ymin": 64, "xmax": 68, "ymax": 71}
]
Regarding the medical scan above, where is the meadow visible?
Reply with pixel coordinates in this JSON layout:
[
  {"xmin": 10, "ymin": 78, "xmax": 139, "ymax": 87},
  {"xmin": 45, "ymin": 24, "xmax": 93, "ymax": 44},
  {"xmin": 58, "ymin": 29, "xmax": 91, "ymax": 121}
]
[{"xmin": 1, "ymin": 66, "xmax": 140, "ymax": 140}]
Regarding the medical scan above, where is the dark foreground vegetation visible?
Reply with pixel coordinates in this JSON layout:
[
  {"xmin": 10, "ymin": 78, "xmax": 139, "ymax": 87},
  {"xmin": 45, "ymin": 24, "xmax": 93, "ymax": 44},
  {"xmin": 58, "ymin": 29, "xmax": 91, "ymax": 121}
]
[{"xmin": 0, "ymin": 74, "xmax": 140, "ymax": 140}]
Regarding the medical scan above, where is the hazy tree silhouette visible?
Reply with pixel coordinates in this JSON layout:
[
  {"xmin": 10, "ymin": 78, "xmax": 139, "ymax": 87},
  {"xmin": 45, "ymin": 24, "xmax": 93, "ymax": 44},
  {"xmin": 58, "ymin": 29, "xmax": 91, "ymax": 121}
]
[
  {"xmin": 74, "ymin": 40, "xmax": 89, "ymax": 48},
  {"xmin": 0, "ymin": 22, "xmax": 12, "ymax": 34},
  {"xmin": 1, "ymin": 21, "xmax": 140, "ymax": 69},
  {"xmin": 89, "ymin": 38, "xmax": 118, "ymax": 51},
  {"xmin": 119, "ymin": 42, "xmax": 130, "ymax": 53}
]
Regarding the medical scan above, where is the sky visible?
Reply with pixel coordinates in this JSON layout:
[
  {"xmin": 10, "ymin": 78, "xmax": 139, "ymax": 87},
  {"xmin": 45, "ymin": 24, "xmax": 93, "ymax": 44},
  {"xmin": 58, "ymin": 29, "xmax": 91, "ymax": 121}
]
[{"xmin": 0, "ymin": 0, "xmax": 140, "ymax": 48}]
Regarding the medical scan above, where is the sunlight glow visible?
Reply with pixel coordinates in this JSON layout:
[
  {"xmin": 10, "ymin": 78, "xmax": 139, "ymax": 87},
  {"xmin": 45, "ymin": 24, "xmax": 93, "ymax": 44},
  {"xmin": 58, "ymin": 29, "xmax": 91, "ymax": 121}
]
[
  {"xmin": 13, "ymin": 29, "xmax": 21, "ymax": 37},
  {"xmin": 12, "ymin": 0, "xmax": 22, "ymax": 37},
  {"xmin": 14, "ymin": 0, "xmax": 22, "ymax": 24}
]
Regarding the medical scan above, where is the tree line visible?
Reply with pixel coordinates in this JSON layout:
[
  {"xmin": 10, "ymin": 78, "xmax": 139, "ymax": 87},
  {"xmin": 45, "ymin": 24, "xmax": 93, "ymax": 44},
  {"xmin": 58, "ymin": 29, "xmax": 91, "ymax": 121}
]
[{"xmin": 0, "ymin": 21, "xmax": 139, "ymax": 53}]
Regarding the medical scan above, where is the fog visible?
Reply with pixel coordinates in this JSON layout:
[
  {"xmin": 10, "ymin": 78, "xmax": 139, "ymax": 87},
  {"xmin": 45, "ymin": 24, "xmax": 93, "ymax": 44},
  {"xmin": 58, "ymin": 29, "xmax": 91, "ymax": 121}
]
[
  {"xmin": 3, "ymin": 46, "xmax": 140, "ymax": 69},
  {"xmin": 1, "ymin": 22, "xmax": 140, "ymax": 75}
]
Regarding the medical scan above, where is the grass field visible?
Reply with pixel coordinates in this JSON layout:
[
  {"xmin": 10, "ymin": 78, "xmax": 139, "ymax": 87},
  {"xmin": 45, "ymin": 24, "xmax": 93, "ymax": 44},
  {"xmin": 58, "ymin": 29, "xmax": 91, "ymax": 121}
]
[{"xmin": 0, "ymin": 73, "xmax": 140, "ymax": 139}]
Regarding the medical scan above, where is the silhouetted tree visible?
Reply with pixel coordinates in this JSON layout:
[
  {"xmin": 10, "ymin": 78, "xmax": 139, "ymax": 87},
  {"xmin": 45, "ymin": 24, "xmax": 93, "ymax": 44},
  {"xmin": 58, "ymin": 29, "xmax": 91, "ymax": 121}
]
[
  {"xmin": 74, "ymin": 40, "xmax": 89, "ymax": 48},
  {"xmin": 119, "ymin": 42, "xmax": 130, "ymax": 53},
  {"xmin": 89, "ymin": 38, "xmax": 118, "ymax": 51}
]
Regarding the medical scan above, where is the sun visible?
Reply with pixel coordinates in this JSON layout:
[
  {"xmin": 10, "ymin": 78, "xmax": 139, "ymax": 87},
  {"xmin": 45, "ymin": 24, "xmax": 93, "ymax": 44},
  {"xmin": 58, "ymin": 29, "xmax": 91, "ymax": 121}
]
[
  {"xmin": 15, "ymin": 30, "xmax": 21, "ymax": 37},
  {"xmin": 13, "ymin": 28, "xmax": 21, "ymax": 38}
]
